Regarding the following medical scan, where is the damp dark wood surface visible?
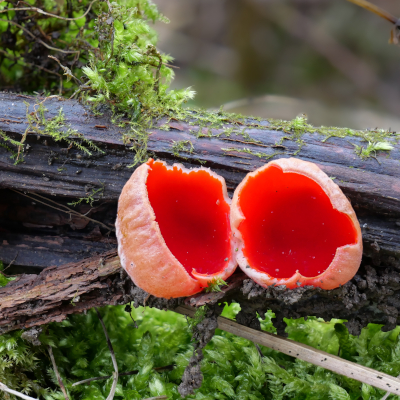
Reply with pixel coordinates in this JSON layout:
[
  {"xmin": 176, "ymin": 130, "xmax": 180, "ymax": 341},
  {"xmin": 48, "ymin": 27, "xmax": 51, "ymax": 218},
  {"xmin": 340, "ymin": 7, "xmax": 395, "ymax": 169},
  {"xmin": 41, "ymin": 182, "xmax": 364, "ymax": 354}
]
[
  {"xmin": 0, "ymin": 92, "xmax": 400, "ymax": 334},
  {"xmin": 0, "ymin": 92, "xmax": 399, "ymax": 214}
]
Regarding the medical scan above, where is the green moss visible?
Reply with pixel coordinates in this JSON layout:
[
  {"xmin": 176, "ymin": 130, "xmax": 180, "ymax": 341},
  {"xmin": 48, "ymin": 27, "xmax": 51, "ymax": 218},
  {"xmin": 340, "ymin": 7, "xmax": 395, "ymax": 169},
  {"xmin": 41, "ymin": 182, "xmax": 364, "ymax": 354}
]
[
  {"xmin": 0, "ymin": 329, "xmax": 50, "ymax": 399},
  {"xmin": 1, "ymin": 1, "xmax": 398, "ymax": 168},
  {"xmin": 68, "ymin": 182, "xmax": 105, "ymax": 207},
  {"xmin": 0, "ymin": 102, "xmax": 105, "ymax": 165},
  {"xmin": 222, "ymin": 147, "xmax": 281, "ymax": 161},
  {"xmin": 267, "ymin": 114, "xmax": 398, "ymax": 160},
  {"xmin": 205, "ymin": 277, "xmax": 228, "ymax": 293},
  {"xmin": 170, "ymin": 140, "xmax": 194, "ymax": 159},
  {"xmin": 0, "ymin": 131, "xmax": 20, "ymax": 164},
  {"xmin": 0, "ymin": 261, "xmax": 16, "ymax": 287},
  {"xmin": 187, "ymin": 306, "xmax": 208, "ymax": 332},
  {"xmin": 31, "ymin": 104, "xmax": 104, "ymax": 155}
]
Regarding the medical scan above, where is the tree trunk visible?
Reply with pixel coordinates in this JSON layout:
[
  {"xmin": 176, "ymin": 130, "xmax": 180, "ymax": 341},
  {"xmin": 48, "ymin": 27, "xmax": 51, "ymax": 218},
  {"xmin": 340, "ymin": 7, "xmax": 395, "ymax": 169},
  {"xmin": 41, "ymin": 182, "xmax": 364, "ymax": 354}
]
[{"xmin": 0, "ymin": 92, "xmax": 399, "ymax": 335}]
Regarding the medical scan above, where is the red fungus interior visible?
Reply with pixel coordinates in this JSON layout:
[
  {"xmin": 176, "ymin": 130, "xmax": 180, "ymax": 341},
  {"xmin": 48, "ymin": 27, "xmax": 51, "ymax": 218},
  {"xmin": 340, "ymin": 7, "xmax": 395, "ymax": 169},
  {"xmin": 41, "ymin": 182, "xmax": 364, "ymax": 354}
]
[
  {"xmin": 238, "ymin": 165, "xmax": 357, "ymax": 278},
  {"xmin": 146, "ymin": 160, "xmax": 231, "ymax": 279}
]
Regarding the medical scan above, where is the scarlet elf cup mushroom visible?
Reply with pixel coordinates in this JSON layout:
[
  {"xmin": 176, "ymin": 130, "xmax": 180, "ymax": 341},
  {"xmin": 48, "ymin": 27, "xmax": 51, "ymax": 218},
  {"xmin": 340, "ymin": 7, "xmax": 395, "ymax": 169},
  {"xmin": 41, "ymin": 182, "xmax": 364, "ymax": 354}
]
[
  {"xmin": 231, "ymin": 158, "xmax": 363, "ymax": 290},
  {"xmin": 116, "ymin": 159, "xmax": 237, "ymax": 299}
]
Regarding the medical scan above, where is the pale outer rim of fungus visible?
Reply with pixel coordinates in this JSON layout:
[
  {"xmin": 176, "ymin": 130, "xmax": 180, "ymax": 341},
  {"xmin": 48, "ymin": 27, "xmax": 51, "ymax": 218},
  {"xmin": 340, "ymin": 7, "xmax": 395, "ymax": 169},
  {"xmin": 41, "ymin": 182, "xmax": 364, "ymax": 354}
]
[
  {"xmin": 116, "ymin": 159, "xmax": 238, "ymax": 299},
  {"xmin": 230, "ymin": 157, "xmax": 363, "ymax": 290}
]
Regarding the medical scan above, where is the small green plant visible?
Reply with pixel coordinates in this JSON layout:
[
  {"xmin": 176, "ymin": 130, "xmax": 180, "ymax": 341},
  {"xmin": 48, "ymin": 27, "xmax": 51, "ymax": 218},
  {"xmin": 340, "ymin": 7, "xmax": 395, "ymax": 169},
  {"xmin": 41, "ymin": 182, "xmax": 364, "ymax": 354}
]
[
  {"xmin": 187, "ymin": 306, "xmax": 208, "ymax": 334},
  {"xmin": 0, "ymin": 130, "xmax": 23, "ymax": 164},
  {"xmin": 0, "ymin": 329, "xmax": 50, "ymax": 399},
  {"xmin": 171, "ymin": 140, "xmax": 194, "ymax": 159},
  {"xmin": 81, "ymin": 1, "xmax": 196, "ymax": 119},
  {"xmin": 269, "ymin": 114, "xmax": 315, "ymax": 136},
  {"xmin": 205, "ymin": 277, "xmax": 228, "ymax": 293},
  {"xmin": 0, "ymin": 261, "xmax": 15, "ymax": 287},
  {"xmin": 27, "ymin": 104, "xmax": 104, "ymax": 157},
  {"xmin": 267, "ymin": 115, "xmax": 397, "ymax": 160},
  {"xmin": 354, "ymin": 141, "xmax": 394, "ymax": 160},
  {"xmin": 222, "ymin": 146, "xmax": 280, "ymax": 160},
  {"xmin": 68, "ymin": 182, "xmax": 105, "ymax": 207}
]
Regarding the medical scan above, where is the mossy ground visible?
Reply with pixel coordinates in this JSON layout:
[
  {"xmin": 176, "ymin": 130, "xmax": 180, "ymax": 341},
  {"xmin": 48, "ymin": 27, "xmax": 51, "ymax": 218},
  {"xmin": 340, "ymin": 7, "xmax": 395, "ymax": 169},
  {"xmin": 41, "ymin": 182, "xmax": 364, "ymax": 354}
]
[{"xmin": 2, "ymin": 304, "xmax": 400, "ymax": 400}]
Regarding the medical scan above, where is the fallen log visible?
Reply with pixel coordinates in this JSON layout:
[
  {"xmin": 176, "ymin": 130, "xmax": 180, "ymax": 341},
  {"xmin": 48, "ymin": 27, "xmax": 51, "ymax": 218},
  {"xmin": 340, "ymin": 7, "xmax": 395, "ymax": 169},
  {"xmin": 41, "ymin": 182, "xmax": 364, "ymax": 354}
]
[{"xmin": 0, "ymin": 92, "xmax": 399, "ymax": 335}]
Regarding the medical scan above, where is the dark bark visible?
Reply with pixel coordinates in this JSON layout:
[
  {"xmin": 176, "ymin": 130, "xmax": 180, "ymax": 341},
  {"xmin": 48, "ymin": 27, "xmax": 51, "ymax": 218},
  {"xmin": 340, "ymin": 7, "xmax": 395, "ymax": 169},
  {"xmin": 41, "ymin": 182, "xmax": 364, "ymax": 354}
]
[
  {"xmin": 0, "ymin": 92, "xmax": 400, "ymax": 334},
  {"xmin": 0, "ymin": 250, "xmax": 183, "ymax": 334},
  {"xmin": 0, "ymin": 92, "xmax": 399, "ymax": 213}
]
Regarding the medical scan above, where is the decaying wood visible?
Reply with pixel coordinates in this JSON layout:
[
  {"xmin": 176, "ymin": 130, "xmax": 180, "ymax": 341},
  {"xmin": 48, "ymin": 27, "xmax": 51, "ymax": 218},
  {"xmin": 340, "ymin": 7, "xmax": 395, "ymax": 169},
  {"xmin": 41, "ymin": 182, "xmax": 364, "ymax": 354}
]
[
  {"xmin": 0, "ymin": 91, "xmax": 399, "ymax": 336},
  {"xmin": 0, "ymin": 92, "xmax": 399, "ymax": 214},
  {"xmin": 0, "ymin": 250, "xmax": 123, "ymax": 333}
]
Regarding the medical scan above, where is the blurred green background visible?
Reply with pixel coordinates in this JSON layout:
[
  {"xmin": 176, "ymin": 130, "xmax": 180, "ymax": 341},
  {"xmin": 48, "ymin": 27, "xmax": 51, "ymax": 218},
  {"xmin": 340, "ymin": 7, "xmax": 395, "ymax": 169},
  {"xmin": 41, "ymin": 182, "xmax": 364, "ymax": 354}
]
[{"xmin": 153, "ymin": 0, "xmax": 400, "ymax": 130}]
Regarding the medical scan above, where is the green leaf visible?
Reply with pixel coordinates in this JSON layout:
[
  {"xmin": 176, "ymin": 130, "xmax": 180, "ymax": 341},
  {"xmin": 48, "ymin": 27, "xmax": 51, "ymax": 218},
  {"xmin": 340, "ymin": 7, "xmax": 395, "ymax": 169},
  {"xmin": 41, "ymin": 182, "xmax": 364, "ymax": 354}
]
[
  {"xmin": 361, "ymin": 383, "xmax": 376, "ymax": 400},
  {"xmin": 373, "ymin": 141, "xmax": 394, "ymax": 151},
  {"xmin": 328, "ymin": 383, "xmax": 351, "ymax": 400},
  {"xmin": 334, "ymin": 323, "xmax": 355, "ymax": 361}
]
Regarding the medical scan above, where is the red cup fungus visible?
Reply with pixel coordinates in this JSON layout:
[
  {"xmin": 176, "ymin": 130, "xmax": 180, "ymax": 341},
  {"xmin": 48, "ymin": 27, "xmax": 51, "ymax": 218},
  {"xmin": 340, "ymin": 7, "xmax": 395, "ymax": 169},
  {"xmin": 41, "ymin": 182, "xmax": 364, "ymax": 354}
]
[
  {"xmin": 231, "ymin": 158, "xmax": 363, "ymax": 290},
  {"xmin": 116, "ymin": 159, "xmax": 237, "ymax": 299}
]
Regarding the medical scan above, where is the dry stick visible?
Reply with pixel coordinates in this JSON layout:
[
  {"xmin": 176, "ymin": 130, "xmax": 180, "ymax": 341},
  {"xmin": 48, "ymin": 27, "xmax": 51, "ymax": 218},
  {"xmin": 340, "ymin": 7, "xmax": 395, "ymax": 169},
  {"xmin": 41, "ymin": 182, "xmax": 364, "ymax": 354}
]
[
  {"xmin": 48, "ymin": 55, "xmax": 83, "ymax": 86},
  {"xmin": 48, "ymin": 346, "xmax": 70, "ymax": 400},
  {"xmin": 72, "ymin": 365, "xmax": 174, "ymax": 387},
  {"xmin": 0, "ymin": 382, "xmax": 38, "ymax": 400},
  {"xmin": 381, "ymin": 374, "xmax": 400, "ymax": 400},
  {"xmin": 0, "ymin": 0, "xmax": 98, "ymax": 21},
  {"xmin": 346, "ymin": 0, "xmax": 398, "ymax": 24},
  {"xmin": 175, "ymin": 305, "xmax": 400, "ymax": 396},
  {"xmin": 11, "ymin": 189, "xmax": 115, "ymax": 232},
  {"xmin": 95, "ymin": 307, "xmax": 119, "ymax": 400},
  {"xmin": 2, "ymin": 251, "xmax": 18, "ymax": 273}
]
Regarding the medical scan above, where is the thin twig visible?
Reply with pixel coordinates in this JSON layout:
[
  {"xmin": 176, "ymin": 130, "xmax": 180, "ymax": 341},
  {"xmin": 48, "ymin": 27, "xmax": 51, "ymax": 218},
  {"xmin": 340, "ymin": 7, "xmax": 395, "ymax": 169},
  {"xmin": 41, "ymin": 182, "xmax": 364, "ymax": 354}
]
[
  {"xmin": 11, "ymin": 190, "xmax": 115, "ymax": 232},
  {"xmin": 5, "ymin": 20, "xmax": 79, "ymax": 54},
  {"xmin": 346, "ymin": 0, "xmax": 398, "ymax": 24},
  {"xmin": 48, "ymin": 346, "xmax": 70, "ymax": 400},
  {"xmin": 2, "ymin": 252, "xmax": 19, "ymax": 273},
  {"xmin": 0, "ymin": 382, "xmax": 39, "ymax": 400},
  {"xmin": 154, "ymin": 53, "xmax": 162, "ymax": 95},
  {"xmin": 48, "ymin": 55, "xmax": 83, "ymax": 85},
  {"xmin": 32, "ymin": 191, "xmax": 115, "ymax": 231},
  {"xmin": 95, "ymin": 308, "xmax": 118, "ymax": 400},
  {"xmin": 59, "ymin": 76, "xmax": 63, "ymax": 97},
  {"xmin": 72, "ymin": 365, "xmax": 174, "ymax": 387},
  {"xmin": 1, "ymin": 0, "xmax": 98, "ymax": 21},
  {"xmin": 103, "ymin": 0, "xmax": 114, "ymax": 68}
]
